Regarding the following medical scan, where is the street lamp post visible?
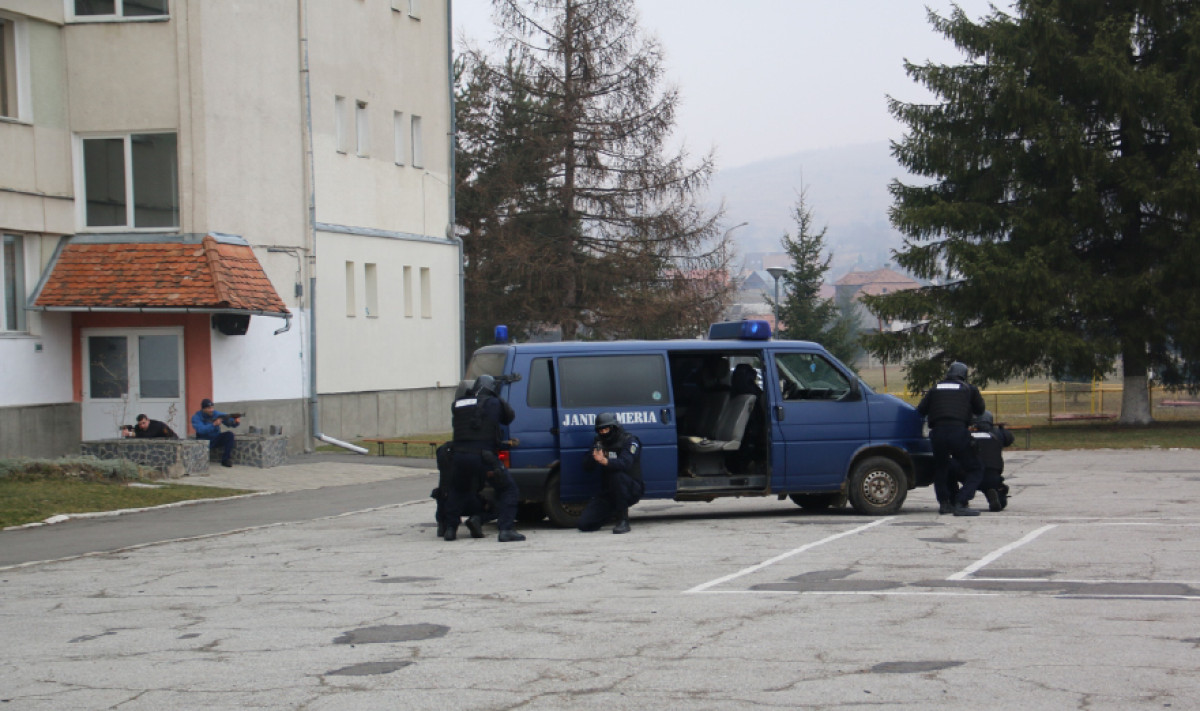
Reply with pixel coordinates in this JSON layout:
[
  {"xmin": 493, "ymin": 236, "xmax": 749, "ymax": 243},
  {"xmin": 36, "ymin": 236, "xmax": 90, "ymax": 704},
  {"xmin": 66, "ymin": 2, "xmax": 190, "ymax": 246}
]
[{"xmin": 766, "ymin": 267, "xmax": 787, "ymax": 336}]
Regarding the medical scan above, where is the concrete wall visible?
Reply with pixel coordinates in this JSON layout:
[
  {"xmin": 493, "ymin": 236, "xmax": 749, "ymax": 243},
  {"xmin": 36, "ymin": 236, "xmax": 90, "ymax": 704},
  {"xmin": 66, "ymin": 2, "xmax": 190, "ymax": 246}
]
[
  {"xmin": 0, "ymin": 402, "xmax": 81, "ymax": 459},
  {"xmin": 318, "ymin": 385, "xmax": 454, "ymax": 441}
]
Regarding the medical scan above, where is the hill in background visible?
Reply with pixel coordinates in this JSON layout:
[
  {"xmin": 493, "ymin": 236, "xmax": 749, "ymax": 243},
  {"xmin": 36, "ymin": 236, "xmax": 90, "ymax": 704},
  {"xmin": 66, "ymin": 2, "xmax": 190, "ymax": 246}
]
[{"xmin": 707, "ymin": 140, "xmax": 914, "ymax": 278}]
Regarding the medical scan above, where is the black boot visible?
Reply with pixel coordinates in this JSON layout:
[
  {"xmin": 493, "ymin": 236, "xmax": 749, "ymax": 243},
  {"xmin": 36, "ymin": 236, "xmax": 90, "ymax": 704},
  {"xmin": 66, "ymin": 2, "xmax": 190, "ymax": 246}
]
[
  {"xmin": 984, "ymin": 489, "xmax": 1002, "ymax": 512},
  {"xmin": 443, "ymin": 523, "xmax": 458, "ymax": 541},
  {"xmin": 466, "ymin": 515, "xmax": 485, "ymax": 539},
  {"xmin": 436, "ymin": 520, "xmax": 446, "ymax": 538},
  {"xmin": 952, "ymin": 502, "xmax": 980, "ymax": 517},
  {"xmin": 498, "ymin": 529, "xmax": 526, "ymax": 542},
  {"xmin": 938, "ymin": 500, "xmax": 954, "ymax": 515},
  {"xmin": 612, "ymin": 519, "xmax": 631, "ymax": 534}
]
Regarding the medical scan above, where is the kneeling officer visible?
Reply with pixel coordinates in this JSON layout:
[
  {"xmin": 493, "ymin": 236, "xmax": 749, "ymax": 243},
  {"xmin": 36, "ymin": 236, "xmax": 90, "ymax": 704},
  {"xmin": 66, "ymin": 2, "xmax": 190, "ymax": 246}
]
[
  {"xmin": 444, "ymin": 375, "xmax": 525, "ymax": 542},
  {"xmin": 578, "ymin": 412, "xmax": 644, "ymax": 534}
]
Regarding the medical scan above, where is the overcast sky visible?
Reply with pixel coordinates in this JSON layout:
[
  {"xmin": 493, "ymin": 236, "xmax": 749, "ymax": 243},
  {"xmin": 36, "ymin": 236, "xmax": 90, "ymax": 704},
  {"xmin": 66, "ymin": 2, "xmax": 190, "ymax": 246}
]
[{"xmin": 453, "ymin": 0, "xmax": 1006, "ymax": 169}]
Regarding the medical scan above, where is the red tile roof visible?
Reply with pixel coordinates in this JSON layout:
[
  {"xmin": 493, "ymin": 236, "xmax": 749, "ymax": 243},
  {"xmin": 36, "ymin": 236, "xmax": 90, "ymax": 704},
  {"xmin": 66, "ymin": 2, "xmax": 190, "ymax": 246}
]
[
  {"xmin": 834, "ymin": 267, "xmax": 920, "ymax": 288},
  {"xmin": 35, "ymin": 235, "xmax": 289, "ymax": 315}
]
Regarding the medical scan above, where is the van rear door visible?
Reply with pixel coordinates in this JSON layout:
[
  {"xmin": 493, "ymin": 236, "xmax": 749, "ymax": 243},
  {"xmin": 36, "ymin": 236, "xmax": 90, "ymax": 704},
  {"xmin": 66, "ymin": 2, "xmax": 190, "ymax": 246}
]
[
  {"xmin": 554, "ymin": 352, "xmax": 677, "ymax": 502},
  {"xmin": 768, "ymin": 350, "xmax": 870, "ymax": 490}
]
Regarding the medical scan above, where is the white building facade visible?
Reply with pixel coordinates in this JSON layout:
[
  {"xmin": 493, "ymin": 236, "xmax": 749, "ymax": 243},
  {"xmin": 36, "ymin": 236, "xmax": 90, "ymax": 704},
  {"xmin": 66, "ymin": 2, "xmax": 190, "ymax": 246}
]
[{"xmin": 0, "ymin": 0, "xmax": 461, "ymax": 458}]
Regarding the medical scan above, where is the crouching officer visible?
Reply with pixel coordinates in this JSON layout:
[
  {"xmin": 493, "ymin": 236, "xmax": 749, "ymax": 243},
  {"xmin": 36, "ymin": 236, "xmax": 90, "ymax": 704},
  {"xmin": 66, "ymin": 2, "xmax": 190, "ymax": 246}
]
[
  {"xmin": 444, "ymin": 375, "xmax": 525, "ymax": 542},
  {"xmin": 917, "ymin": 361, "xmax": 986, "ymax": 516},
  {"xmin": 578, "ymin": 412, "xmax": 645, "ymax": 534},
  {"xmin": 971, "ymin": 410, "xmax": 1014, "ymax": 511}
]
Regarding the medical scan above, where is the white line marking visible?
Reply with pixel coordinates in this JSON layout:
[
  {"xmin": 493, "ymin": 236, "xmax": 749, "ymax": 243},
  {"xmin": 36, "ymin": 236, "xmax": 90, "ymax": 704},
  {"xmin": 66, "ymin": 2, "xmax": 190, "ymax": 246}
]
[
  {"xmin": 970, "ymin": 577, "xmax": 1200, "ymax": 585},
  {"xmin": 684, "ymin": 517, "xmax": 893, "ymax": 594},
  {"xmin": 947, "ymin": 524, "xmax": 1057, "ymax": 581}
]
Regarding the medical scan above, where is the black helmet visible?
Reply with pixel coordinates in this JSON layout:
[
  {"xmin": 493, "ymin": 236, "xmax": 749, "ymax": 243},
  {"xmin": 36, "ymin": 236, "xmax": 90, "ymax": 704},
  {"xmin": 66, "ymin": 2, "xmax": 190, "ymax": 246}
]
[
  {"xmin": 474, "ymin": 374, "xmax": 496, "ymax": 397},
  {"xmin": 946, "ymin": 362, "xmax": 969, "ymax": 381},
  {"xmin": 974, "ymin": 410, "xmax": 994, "ymax": 429},
  {"xmin": 594, "ymin": 412, "xmax": 622, "ymax": 446}
]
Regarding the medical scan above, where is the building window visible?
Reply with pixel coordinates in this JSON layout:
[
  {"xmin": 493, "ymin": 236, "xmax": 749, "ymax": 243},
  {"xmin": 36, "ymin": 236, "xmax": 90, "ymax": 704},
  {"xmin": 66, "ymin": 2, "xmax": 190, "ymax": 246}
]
[
  {"xmin": 420, "ymin": 267, "xmax": 431, "ymax": 318},
  {"xmin": 403, "ymin": 265, "xmax": 413, "ymax": 317},
  {"xmin": 345, "ymin": 261, "xmax": 356, "ymax": 317},
  {"xmin": 2, "ymin": 234, "xmax": 27, "ymax": 332},
  {"xmin": 393, "ymin": 111, "xmax": 406, "ymax": 165},
  {"xmin": 79, "ymin": 132, "xmax": 178, "ymax": 230},
  {"xmin": 0, "ymin": 14, "xmax": 28, "ymax": 121},
  {"xmin": 71, "ymin": 0, "xmax": 170, "ymax": 20},
  {"xmin": 334, "ymin": 95, "xmax": 348, "ymax": 153},
  {"xmin": 410, "ymin": 114, "xmax": 423, "ymax": 168},
  {"xmin": 355, "ymin": 100, "xmax": 369, "ymax": 157},
  {"xmin": 364, "ymin": 263, "xmax": 378, "ymax": 317}
]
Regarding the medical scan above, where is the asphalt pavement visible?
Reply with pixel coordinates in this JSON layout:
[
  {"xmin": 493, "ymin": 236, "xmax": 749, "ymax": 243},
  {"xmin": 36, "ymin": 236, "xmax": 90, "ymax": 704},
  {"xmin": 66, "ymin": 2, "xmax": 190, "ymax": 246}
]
[{"xmin": 2, "ymin": 449, "xmax": 1199, "ymax": 710}]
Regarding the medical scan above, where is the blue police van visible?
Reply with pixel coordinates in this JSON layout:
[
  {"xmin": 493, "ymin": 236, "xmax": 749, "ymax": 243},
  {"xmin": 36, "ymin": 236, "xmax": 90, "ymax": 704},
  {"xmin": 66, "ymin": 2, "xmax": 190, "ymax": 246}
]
[{"xmin": 465, "ymin": 321, "xmax": 933, "ymax": 526}]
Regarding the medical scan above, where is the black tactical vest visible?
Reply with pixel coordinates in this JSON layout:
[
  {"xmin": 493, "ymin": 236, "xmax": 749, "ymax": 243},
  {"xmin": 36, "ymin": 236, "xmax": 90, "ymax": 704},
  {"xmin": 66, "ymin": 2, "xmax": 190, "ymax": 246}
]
[
  {"xmin": 452, "ymin": 396, "xmax": 500, "ymax": 444},
  {"xmin": 925, "ymin": 380, "xmax": 975, "ymax": 425}
]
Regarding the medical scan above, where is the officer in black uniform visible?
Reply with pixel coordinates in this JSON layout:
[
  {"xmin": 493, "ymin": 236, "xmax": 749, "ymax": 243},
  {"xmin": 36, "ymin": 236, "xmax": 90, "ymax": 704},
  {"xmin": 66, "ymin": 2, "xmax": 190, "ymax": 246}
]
[
  {"xmin": 444, "ymin": 375, "xmax": 525, "ymax": 542},
  {"xmin": 971, "ymin": 410, "xmax": 1015, "ymax": 511},
  {"xmin": 578, "ymin": 412, "xmax": 645, "ymax": 534},
  {"xmin": 917, "ymin": 361, "xmax": 986, "ymax": 516}
]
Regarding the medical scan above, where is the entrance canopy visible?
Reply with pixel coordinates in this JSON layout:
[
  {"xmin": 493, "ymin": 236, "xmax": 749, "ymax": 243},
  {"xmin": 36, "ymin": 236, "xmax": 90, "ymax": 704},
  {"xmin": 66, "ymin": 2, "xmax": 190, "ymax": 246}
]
[{"xmin": 30, "ymin": 233, "xmax": 290, "ymax": 318}]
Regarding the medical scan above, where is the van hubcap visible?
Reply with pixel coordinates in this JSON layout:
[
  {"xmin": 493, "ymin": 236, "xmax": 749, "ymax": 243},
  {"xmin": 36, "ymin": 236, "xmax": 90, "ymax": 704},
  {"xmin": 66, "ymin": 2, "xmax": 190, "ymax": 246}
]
[{"xmin": 861, "ymin": 469, "xmax": 897, "ymax": 506}]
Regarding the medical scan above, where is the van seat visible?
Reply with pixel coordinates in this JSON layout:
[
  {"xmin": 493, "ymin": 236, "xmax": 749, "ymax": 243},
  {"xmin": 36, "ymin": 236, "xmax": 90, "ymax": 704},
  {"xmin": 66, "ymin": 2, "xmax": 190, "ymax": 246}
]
[{"xmin": 681, "ymin": 394, "xmax": 756, "ymax": 454}]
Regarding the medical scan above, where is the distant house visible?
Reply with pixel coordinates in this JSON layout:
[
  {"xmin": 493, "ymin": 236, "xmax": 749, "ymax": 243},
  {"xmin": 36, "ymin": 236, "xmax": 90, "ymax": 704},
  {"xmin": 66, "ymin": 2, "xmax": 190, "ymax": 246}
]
[
  {"xmin": 834, "ymin": 267, "xmax": 921, "ymax": 331},
  {"xmin": 0, "ymin": 1, "xmax": 459, "ymax": 458}
]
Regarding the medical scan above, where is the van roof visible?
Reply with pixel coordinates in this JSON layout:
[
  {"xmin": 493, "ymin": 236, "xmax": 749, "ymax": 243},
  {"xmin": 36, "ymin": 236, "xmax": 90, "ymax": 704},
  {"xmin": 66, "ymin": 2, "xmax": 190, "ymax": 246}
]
[{"xmin": 474, "ymin": 337, "xmax": 825, "ymax": 356}]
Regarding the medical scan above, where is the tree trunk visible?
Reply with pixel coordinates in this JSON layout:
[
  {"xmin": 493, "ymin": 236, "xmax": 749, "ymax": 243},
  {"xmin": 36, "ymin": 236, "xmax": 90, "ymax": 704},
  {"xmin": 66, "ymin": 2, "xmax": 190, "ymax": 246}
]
[{"xmin": 1118, "ymin": 346, "xmax": 1153, "ymax": 424}]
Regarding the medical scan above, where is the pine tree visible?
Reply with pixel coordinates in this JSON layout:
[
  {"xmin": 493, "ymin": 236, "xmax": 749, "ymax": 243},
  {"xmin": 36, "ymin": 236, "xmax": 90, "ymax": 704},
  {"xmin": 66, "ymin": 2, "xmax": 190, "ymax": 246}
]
[
  {"xmin": 862, "ymin": 0, "xmax": 1200, "ymax": 424},
  {"xmin": 456, "ymin": 0, "xmax": 734, "ymax": 343},
  {"xmin": 774, "ymin": 189, "xmax": 862, "ymax": 366}
]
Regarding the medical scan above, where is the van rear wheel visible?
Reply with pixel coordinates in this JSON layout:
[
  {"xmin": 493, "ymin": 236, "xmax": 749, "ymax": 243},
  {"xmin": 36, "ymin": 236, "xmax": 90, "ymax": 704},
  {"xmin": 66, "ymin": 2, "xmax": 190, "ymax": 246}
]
[
  {"xmin": 847, "ymin": 457, "xmax": 907, "ymax": 515},
  {"xmin": 544, "ymin": 472, "xmax": 585, "ymax": 528}
]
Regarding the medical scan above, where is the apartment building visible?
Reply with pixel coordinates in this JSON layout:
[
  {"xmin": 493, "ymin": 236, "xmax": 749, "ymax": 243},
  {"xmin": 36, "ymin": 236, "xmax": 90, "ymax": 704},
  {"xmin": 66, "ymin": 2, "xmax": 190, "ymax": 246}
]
[{"xmin": 0, "ymin": 0, "xmax": 461, "ymax": 457}]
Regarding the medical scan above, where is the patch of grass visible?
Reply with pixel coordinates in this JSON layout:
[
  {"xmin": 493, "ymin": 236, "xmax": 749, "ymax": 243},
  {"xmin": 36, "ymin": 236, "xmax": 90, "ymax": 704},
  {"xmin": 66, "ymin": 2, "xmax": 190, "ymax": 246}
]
[
  {"xmin": 1015, "ymin": 421, "xmax": 1200, "ymax": 450},
  {"xmin": 0, "ymin": 456, "xmax": 252, "ymax": 529}
]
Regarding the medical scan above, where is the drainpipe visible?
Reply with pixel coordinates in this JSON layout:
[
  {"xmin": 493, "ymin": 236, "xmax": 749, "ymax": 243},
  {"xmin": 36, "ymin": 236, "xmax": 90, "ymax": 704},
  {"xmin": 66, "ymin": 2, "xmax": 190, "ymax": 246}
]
[
  {"xmin": 299, "ymin": 0, "xmax": 366, "ymax": 455},
  {"xmin": 447, "ymin": 0, "xmax": 464, "ymax": 376}
]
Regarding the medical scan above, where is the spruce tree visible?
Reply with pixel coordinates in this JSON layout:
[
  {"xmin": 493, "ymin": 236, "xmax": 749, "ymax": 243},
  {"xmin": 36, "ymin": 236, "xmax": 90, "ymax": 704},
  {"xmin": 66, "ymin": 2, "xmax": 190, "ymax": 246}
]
[
  {"xmin": 774, "ymin": 189, "xmax": 862, "ymax": 366},
  {"xmin": 456, "ymin": 0, "xmax": 734, "ymax": 343},
  {"xmin": 862, "ymin": 0, "xmax": 1200, "ymax": 423}
]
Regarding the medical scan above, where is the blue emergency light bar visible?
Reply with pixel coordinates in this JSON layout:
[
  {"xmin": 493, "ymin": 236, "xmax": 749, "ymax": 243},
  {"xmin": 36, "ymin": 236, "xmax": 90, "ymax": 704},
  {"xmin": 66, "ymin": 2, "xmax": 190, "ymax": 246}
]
[
  {"xmin": 707, "ymin": 320, "xmax": 772, "ymax": 341},
  {"xmin": 494, "ymin": 324, "xmax": 509, "ymax": 344}
]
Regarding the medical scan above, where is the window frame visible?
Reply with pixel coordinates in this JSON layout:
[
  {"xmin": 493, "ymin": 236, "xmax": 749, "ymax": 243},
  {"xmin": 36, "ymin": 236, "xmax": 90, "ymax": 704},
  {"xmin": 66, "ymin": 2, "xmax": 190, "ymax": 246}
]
[
  {"xmin": 66, "ymin": 0, "xmax": 171, "ymax": 22},
  {"xmin": 410, "ymin": 114, "xmax": 423, "ymax": 168},
  {"xmin": 355, "ymin": 100, "xmax": 369, "ymax": 157},
  {"xmin": 0, "ymin": 12, "xmax": 31, "ymax": 123},
  {"xmin": 2, "ymin": 233, "xmax": 28, "ymax": 332},
  {"xmin": 74, "ymin": 131, "xmax": 180, "ymax": 232}
]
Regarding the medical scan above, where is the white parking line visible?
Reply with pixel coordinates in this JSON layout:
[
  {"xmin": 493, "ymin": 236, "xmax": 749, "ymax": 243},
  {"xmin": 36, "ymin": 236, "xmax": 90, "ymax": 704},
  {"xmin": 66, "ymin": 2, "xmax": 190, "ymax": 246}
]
[
  {"xmin": 684, "ymin": 517, "xmax": 894, "ymax": 594},
  {"xmin": 946, "ymin": 524, "xmax": 1057, "ymax": 581}
]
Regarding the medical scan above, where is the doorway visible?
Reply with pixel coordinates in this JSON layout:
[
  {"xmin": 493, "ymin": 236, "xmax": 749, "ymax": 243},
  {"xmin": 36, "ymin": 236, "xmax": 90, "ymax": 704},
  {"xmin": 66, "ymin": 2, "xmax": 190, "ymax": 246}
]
[{"xmin": 81, "ymin": 327, "xmax": 185, "ymax": 440}]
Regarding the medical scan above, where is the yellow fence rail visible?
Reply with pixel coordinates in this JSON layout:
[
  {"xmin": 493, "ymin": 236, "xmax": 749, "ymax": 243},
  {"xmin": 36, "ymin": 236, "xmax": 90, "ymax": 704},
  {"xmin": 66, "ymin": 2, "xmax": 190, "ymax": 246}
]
[{"xmin": 881, "ymin": 381, "xmax": 1200, "ymax": 424}]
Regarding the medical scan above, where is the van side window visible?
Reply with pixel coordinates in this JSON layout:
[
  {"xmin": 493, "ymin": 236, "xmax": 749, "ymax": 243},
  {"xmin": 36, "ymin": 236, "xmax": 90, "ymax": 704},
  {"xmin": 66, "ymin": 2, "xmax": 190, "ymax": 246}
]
[
  {"xmin": 558, "ymin": 355, "xmax": 667, "ymax": 408},
  {"xmin": 466, "ymin": 352, "xmax": 506, "ymax": 379},
  {"xmin": 776, "ymin": 352, "xmax": 852, "ymax": 401},
  {"xmin": 527, "ymin": 357, "xmax": 553, "ymax": 408}
]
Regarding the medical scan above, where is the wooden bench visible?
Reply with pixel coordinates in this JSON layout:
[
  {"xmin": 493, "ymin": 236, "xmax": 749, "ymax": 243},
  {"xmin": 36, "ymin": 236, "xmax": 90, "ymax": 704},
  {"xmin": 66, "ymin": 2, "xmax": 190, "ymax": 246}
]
[
  {"xmin": 1161, "ymin": 400, "xmax": 1200, "ymax": 407},
  {"xmin": 361, "ymin": 438, "xmax": 442, "ymax": 457},
  {"xmin": 1048, "ymin": 413, "xmax": 1116, "ymax": 423},
  {"xmin": 1004, "ymin": 425, "xmax": 1032, "ymax": 449}
]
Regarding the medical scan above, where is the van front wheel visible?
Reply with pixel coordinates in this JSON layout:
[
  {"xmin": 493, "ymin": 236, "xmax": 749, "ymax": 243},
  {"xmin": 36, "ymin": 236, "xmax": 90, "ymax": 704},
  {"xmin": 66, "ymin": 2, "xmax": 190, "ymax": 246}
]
[
  {"xmin": 847, "ymin": 457, "xmax": 907, "ymax": 515},
  {"xmin": 544, "ymin": 472, "xmax": 586, "ymax": 528}
]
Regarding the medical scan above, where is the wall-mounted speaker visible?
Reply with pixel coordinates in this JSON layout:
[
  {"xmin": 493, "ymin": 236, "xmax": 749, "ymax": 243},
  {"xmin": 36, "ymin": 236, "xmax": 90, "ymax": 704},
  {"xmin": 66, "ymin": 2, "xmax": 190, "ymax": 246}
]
[{"xmin": 212, "ymin": 313, "xmax": 251, "ymax": 336}]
